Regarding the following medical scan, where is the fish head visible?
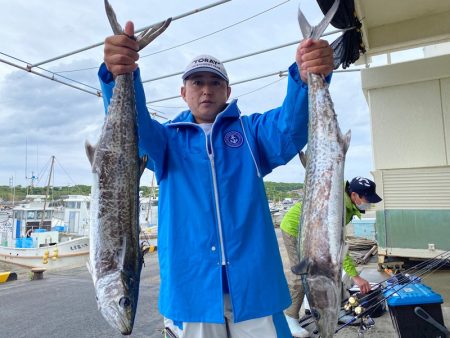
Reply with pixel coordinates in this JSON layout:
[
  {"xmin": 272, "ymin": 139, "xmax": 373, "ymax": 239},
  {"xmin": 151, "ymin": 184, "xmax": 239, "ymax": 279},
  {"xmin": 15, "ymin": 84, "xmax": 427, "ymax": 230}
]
[
  {"xmin": 95, "ymin": 270, "xmax": 139, "ymax": 335},
  {"xmin": 305, "ymin": 274, "xmax": 341, "ymax": 338}
]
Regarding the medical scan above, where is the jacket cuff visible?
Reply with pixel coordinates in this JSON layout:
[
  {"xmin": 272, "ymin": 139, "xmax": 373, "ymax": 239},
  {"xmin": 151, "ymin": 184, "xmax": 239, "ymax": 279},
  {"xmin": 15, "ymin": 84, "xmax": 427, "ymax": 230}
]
[{"xmin": 288, "ymin": 62, "xmax": 333, "ymax": 86}]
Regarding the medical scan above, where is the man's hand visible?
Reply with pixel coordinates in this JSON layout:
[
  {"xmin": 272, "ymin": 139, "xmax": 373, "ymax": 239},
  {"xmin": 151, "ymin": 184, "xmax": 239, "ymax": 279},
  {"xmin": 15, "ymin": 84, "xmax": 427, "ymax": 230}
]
[
  {"xmin": 104, "ymin": 21, "xmax": 140, "ymax": 76},
  {"xmin": 296, "ymin": 38, "xmax": 334, "ymax": 83},
  {"xmin": 352, "ymin": 275, "xmax": 371, "ymax": 294}
]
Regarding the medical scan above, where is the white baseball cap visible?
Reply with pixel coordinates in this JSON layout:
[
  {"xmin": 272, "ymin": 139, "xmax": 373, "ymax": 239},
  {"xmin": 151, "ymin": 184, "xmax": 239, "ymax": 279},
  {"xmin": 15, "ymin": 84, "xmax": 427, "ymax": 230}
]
[{"xmin": 182, "ymin": 54, "xmax": 229, "ymax": 82}]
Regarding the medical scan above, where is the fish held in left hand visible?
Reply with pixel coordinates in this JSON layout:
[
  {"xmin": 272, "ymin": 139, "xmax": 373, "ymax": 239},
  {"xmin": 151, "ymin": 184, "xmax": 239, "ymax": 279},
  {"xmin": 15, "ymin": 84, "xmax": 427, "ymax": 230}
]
[
  {"xmin": 292, "ymin": 1, "xmax": 351, "ymax": 337},
  {"xmin": 85, "ymin": 0, "xmax": 171, "ymax": 335}
]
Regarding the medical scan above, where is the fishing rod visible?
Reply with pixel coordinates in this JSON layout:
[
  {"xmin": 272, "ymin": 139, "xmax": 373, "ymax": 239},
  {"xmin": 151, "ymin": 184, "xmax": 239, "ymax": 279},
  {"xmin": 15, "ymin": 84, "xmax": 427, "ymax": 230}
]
[
  {"xmin": 339, "ymin": 254, "xmax": 450, "ymax": 331},
  {"xmin": 360, "ymin": 251, "xmax": 449, "ymax": 302},
  {"xmin": 340, "ymin": 250, "xmax": 450, "ymax": 315},
  {"xmin": 296, "ymin": 252, "xmax": 450, "ymax": 335},
  {"xmin": 335, "ymin": 256, "xmax": 450, "ymax": 333},
  {"xmin": 340, "ymin": 250, "xmax": 450, "ymax": 308},
  {"xmin": 335, "ymin": 251, "xmax": 450, "ymax": 332},
  {"xmin": 335, "ymin": 251, "xmax": 450, "ymax": 328}
]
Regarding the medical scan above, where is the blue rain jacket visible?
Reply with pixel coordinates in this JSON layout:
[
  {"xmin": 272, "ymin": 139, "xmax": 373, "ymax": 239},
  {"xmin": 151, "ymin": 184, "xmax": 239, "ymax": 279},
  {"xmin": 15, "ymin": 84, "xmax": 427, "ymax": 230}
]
[{"xmin": 99, "ymin": 62, "xmax": 309, "ymax": 324}]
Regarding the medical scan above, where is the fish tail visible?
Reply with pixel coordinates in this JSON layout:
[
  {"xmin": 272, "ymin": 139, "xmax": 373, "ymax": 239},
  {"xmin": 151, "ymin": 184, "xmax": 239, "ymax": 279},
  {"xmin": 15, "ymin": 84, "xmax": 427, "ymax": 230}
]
[
  {"xmin": 104, "ymin": 0, "xmax": 171, "ymax": 51},
  {"xmin": 104, "ymin": 0, "xmax": 123, "ymax": 35},
  {"xmin": 298, "ymin": 0, "xmax": 340, "ymax": 40},
  {"xmin": 340, "ymin": 129, "xmax": 351, "ymax": 154},
  {"xmin": 137, "ymin": 18, "xmax": 172, "ymax": 50}
]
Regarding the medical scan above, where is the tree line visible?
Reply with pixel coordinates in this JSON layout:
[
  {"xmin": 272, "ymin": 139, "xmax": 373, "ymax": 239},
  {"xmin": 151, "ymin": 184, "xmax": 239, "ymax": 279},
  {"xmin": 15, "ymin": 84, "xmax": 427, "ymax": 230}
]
[{"xmin": 0, "ymin": 181, "xmax": 303, "ymax": 204}]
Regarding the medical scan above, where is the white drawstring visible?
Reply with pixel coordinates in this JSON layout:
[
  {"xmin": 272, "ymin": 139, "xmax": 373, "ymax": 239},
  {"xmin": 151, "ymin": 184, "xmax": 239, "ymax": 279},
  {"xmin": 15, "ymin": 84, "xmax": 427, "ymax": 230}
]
[{"xmin": 239, "ymin": 115, "xmax": 262, "ymax": 178}]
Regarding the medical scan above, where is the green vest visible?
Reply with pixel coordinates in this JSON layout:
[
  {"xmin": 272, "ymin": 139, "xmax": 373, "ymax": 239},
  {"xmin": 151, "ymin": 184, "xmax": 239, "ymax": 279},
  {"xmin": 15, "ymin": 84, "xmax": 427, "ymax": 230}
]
[
  {"xmin": 344, "ymin": 187, "xmax": 361, "ymax": 224},
  {"xmin": 280, "ymin": 202, "xmax": 302, "ymax": 237},
  {"xmin": 279, "ymin": 183, "xmax": 361, "ymax": 277}
]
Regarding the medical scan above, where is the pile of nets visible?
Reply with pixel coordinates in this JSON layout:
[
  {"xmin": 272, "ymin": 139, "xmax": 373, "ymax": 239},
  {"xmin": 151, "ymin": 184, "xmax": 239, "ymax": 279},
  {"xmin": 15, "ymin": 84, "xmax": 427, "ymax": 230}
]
[{"xmin": 346, "ymin": 236, "xmax": 378, "ymax": 265}]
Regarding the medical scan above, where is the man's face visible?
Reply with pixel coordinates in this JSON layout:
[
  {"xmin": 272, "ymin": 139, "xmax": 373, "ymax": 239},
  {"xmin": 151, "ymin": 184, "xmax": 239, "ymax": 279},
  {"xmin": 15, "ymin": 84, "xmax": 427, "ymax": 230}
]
[
  {"xmin": 181, "ymin": 72, "xmax": 231, "ymax": 124},
  {"xmin": 351, "ymin": 192, "xmax": 369, "ymax": 205}
]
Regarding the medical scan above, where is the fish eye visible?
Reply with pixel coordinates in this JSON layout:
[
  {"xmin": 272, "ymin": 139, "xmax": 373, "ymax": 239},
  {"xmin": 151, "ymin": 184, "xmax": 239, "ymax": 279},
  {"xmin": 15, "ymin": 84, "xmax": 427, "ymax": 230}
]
[
  {"xmin": 311, "ymin": 308, "xmax": 321, "ymax": 320},
  {"xmin": 119, "ymin": 296, "xmax": 131, "ymax": 308}
]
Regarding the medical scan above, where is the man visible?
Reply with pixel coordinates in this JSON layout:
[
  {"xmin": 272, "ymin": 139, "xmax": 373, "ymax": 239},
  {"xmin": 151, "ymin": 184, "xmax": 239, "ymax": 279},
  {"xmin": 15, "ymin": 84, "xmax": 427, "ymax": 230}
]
[
  {"xmin": 100, "ymin": 21, "xmax": 333, "ymax": 338},
  {"xmin": 280, "ymin": 177, "xmax": 382, "ymax": 337}
]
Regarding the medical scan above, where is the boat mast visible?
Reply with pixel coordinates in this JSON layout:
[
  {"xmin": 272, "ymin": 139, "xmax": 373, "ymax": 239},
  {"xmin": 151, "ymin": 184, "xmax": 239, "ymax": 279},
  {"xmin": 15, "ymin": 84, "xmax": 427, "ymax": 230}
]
[
  {"xmin": 145, "ymin": 172, "xmax": 158, "ymax": 224},
  {"xmin": 39, "ymin": 156, "xmax": 55, "ymax": 229},
  {"xmin": 9, "ymin": 176, "xmax": 16, "ymax": 207}
]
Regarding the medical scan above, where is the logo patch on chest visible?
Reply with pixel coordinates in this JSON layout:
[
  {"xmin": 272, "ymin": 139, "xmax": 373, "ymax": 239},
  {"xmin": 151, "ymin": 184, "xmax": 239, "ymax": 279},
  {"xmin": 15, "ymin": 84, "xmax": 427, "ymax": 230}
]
[{"xmin": 224, "ymin": 130, "xmax": 244, "ymax": 148}]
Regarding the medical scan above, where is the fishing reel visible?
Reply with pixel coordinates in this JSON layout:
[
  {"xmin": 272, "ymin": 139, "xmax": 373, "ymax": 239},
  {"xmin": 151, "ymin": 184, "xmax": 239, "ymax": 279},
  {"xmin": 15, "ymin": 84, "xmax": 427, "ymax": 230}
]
[
  {"xmin": 343, "ymin": 295, "xmax": 362, "ymax": 313},
  {"xmin": 343, "ymin": 294, "xmax": 375, "ymax": 336},
  {"xmin": 357, "ymin": 315, "xmax": 375, "ymax": 337}
]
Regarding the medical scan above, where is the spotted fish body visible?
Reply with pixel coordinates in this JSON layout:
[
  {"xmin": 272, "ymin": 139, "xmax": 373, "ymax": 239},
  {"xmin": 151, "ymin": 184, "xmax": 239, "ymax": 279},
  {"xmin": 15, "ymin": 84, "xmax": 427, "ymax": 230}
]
[
  {"xmin": 86, "ymin": 71, "xmax": 142, "ymax": 335},
  {"xmin": 294, "ymin": 1, "xmax": 351, "ymax": 336},
  {"xmin": 85, "ymin": 1, "xmax": 170, "ymax": 335},
  {"xmin": 297, "ymin": 72, "xmax": 351, "ymax": 338}
]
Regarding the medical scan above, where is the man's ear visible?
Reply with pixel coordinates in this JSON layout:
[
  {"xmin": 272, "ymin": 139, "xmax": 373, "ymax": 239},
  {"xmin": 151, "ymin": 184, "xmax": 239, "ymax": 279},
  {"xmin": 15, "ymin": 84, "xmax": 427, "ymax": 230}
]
[
  {"xmin": 180, "ymin": 86, "xmax": 187, "ymax": 102},
  {"xmin": 226, "ymin": 86, "xmax": 231, "ymax": 100},
  {"xmin": 350, "ymin": 191, "xmax": 357, "ymax": 204}
]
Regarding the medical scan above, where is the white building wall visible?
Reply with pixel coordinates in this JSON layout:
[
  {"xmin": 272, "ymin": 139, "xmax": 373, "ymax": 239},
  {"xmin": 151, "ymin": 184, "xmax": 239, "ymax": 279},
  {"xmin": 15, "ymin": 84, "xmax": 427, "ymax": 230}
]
[
  {"xmin": 362, "ymin": 54, "xmax": 450, "ymax": 171},
  {"xmin": 442, "ymin": 77, "xmax": 450, "ymax": 157}
]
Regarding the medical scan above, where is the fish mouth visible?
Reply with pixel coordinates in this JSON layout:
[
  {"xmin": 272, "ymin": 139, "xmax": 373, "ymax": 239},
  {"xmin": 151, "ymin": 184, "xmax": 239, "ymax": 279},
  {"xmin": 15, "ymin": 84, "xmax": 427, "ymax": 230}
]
[
  {"xmin": 120, "ymin": 325, "xmax": 133, "ymax": 336},
  {"xmin": 102, "ymin": 306, "xmax": 133, "ymax": 335},
  {"xmin": 306, "ymin": 275, "xmax": 340, "ymax": 337},
  {"xmin": 98, "ymin": 292, "xmax": 134, "ymax": 335}
]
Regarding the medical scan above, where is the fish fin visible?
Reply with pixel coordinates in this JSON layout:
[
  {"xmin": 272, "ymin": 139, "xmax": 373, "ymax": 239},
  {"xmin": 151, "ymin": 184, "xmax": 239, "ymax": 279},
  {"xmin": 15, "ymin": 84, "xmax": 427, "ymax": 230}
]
[
  {"xmin": 85, "ymin": 141, "xmax": 96, "ymax": 166},
  {"xmin": 297, "ymin": 4, "xmax": 312, "ymax": 39},
  {"xmin": 139, "ymin": 155, "xmax": 148, "ymax": 177},
  {"xmin": 291, "ymin": 259, "xmax": 310, "ymax": 275},
  {"xmin": 142, "ymin": 245, "xmax": 150, "ymax": 256},
  {"xmin": 104, "ymin": 0, "xmax": 123, "ymax": 35},
  {"xmin": 86, "ymin": 260, "xmax": 93, "ymax": 275},
  {"xmin": 299, "ymin": 151, "xmax": 307, "ymax": 168},
  {"xmin": 137, "ymin": 18, "xmax": 172, "ymax": 51},
  {"xmin": 298, "ymin": 0, "xmax": 340, "ymax": 40},
  {"xmin": 342, "ymin": 130, "xmax": 351, "ymax": 154},
  {"xmin": 118, "ymin": 236, "xmax": 127, "ymax": 268}
]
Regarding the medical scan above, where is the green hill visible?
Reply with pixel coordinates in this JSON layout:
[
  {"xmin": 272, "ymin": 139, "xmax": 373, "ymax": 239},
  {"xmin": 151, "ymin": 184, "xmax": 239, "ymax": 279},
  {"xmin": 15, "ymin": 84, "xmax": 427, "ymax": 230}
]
[{"xmin": 0, "ymin": 181, "xmax": 303, "ymax": 203}]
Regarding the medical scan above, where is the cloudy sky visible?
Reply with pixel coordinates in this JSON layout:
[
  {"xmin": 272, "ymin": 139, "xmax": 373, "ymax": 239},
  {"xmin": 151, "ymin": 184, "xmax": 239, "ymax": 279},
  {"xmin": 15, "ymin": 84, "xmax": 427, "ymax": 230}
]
[{"xmin": 0, "ymin": 0, "xmax": 374, "ymax": 188}]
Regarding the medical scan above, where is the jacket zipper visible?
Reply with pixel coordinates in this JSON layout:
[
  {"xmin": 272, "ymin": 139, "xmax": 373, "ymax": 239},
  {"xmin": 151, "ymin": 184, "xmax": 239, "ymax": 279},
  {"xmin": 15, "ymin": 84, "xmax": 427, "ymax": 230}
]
[
  {"xmin": 206, "ymin": 133, "xmax": 227, "ymax": 266},
  {"xmin": 169, "ymin": 121, "xmax": 228, "ymax": 265}
]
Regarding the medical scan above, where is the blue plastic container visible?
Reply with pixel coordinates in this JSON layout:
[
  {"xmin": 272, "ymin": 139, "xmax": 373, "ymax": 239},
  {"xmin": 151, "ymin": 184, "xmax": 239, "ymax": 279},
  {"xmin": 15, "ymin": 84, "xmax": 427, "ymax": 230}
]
[
  {"xmin": 351, "ymin": 218, "xmax": 376, "ymax": 240},
  {"xmin": 15, "ymin": 238, "xmax": 22, "ymax": 248},
  {"xmin": 384, "ymin": 283, "xmax": 445, "ymax": 337},
  {"xmin": 384, "ymin": 283, "xmax": 443, "ymax": 306},
  {"xmin": 386, "ymin": 273, "xmax": 422, "ymax": 287},
  {"xmin": 22, "ymin": 238, "xmax": 34, "ymax": 248}
]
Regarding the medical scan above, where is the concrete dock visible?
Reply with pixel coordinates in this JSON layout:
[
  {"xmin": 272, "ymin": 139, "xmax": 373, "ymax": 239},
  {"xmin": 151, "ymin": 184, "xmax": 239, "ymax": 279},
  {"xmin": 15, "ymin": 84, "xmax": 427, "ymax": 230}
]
[
  {"xmin": 0, "ymin": 255, "xmax": 163, "ymax": 338},
  {"xmin": 0, "ymin": 229, "xmax": 449, "ymax": 337}
]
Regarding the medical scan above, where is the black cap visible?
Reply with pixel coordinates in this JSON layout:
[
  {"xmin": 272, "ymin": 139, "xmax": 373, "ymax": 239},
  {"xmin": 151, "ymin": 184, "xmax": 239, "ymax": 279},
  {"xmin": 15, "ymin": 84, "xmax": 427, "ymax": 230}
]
[{"xmin": 349, "ymin": 177, "xmax": 382, "ymax": 203}]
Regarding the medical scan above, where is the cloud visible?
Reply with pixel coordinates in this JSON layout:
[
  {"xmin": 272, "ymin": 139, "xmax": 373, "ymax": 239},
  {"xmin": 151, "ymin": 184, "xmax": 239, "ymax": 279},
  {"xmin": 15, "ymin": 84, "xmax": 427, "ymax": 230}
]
[
  {"xmin": 0, "ymin": 0, "xmax": 375, "ymax": 188},
  {"xmin": 0, "ymin": 59, "xmax": 104, "ymax": 186}
]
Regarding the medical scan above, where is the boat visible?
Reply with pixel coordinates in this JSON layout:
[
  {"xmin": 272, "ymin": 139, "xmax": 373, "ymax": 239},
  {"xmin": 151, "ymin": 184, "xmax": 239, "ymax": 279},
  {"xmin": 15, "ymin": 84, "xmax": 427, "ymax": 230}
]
[
  {"xmin": 0, "ymin": 154, "xmax": 160, "ymax": 268},
  {"xmin": 139, "ymin": 195, "xmax": 158, "ymax": 249},
  {"xmin": 0, "ymin": 195, "xmax": 89, "ymax": 269},
  {"xmin": 52, "ymin": 194, "xmax": 90, "ymax": 237}
]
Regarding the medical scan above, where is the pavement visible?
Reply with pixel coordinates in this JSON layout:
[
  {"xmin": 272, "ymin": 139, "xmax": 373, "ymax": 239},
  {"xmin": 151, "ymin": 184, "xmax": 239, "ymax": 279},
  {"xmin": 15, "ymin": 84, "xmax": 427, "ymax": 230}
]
[
  {"xmin": 0, "ymin": 229, "xmax": 449, "ymax": 338},
  {"xmin": 0, "ymin": 255, "xmax": 164, "ymax": 338}
]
